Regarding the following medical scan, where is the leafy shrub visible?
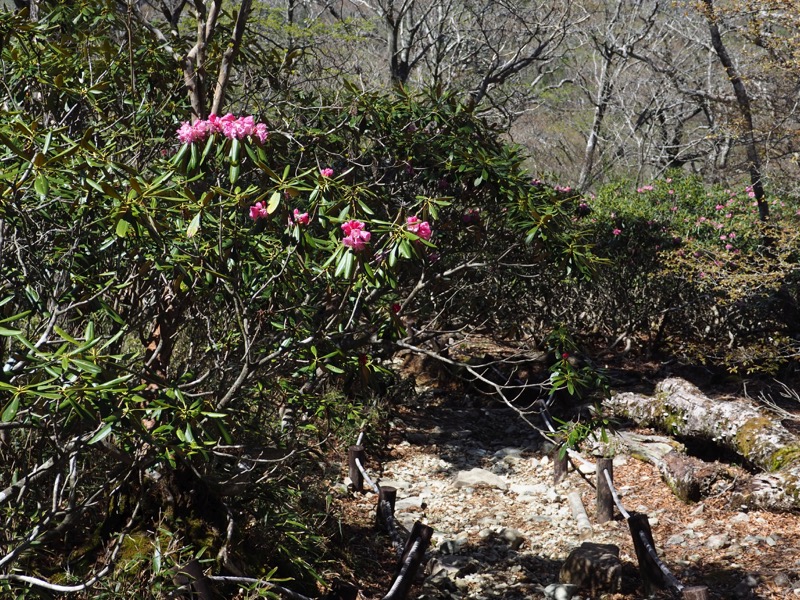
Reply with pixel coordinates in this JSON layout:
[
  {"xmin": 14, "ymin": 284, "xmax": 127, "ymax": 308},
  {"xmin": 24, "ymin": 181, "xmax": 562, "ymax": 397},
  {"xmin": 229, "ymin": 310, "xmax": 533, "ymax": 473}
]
[
  {"xmin": 533, "ymin": 173, "xmax": 800, "ymax": 373},
  {"xmin": 0, "ymin": 4, "xmax": 586, "ymax": 592}
]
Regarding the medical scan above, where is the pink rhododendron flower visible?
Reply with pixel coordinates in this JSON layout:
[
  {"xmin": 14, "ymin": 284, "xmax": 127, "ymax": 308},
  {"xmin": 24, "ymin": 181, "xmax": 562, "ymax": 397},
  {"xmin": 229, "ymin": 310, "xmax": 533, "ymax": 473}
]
[
  {"xmin": 254, "ymin": 123, "xmax": 269, "ymax": 143},
  {"xmin": 249, "ymin": 201, "xmax": 269, "ymax": 220},
  {"xmin": 725, "ymin": 244, "xmax": 734, "ymax": 251},
  {"xmin": 341, "ymin": 220, "xmax": 370, "ymax": 251},
  {"xmin": 612, "ymin": 228, "xmax": 622, "ymax": 236},
  {"xmin": 406, "ymin": 216, "xmax": 432, "ymax": 241},
  {"xmin": 177, "ymin": 121, "xmax": 197, "ymax": 144},
  {"xmin": 292, "ymin": 209, "xmax": 309, "ymax": 226},
  {"xmin": 320, "ymin": 168, "xmax": 334, "ymax": 178},
  {"xmin": 177, "ymin": 113, "xmax": 268, "ymax": 144}
]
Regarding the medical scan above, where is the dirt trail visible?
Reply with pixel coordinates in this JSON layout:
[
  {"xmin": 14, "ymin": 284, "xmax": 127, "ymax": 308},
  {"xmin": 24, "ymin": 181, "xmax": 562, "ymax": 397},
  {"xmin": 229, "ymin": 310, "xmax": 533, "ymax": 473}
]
[{"xmin": 341, "ymin": 387, "xmax": 800, "ymax": 599}]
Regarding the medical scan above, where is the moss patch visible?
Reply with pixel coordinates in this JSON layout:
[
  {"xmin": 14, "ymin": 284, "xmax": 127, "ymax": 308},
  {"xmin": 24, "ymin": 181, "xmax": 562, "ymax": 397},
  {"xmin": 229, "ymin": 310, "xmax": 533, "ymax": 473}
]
[
  {"xmin": 733, "ymin": 417, "xmax": 773, "ymax": 460},
  {"xmin": 767, "ymin": 445, "xmax": 800, "ymax": 472}
]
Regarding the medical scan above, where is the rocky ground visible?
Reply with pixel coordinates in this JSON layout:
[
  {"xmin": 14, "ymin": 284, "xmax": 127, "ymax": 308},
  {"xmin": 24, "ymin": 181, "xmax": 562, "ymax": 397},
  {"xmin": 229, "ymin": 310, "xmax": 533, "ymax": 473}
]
[{"xmin": 335, "ymin": 382, "xmax": 800, "ymax": 600}]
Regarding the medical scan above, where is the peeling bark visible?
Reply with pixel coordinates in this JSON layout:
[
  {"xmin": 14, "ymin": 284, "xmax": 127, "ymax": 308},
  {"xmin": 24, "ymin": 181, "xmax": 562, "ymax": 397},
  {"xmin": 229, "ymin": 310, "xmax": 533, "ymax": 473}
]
[{"xmin": 607, "ymin": 378, "xmax": 800, "ymax": 511}]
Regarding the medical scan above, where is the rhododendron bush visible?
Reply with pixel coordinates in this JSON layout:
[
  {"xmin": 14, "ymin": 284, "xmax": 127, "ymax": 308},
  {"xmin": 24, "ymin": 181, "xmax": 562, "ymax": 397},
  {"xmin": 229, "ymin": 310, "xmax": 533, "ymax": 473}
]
[{"xmin": 0, "ymin": 6, "xmax": 582, "ymax": 591}]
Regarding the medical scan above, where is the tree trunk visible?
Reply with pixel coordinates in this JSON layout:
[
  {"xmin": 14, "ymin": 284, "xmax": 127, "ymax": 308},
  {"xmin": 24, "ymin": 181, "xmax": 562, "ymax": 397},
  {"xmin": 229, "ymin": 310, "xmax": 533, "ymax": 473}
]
[
  {"xmin": 606, "ymin": 378, "xmax": 800, "ymax": 511},
  {"xmin": 578, "ymin": 50, "xmax": 614, "ymax": 192},
  {"xmin": 701, "ymin": 0, "xmax": 768, "ymax": 221}
]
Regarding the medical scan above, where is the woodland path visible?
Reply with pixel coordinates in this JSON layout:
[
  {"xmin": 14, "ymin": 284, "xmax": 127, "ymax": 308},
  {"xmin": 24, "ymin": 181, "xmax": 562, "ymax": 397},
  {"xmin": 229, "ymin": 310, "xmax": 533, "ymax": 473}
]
[{"xmin": 339, "ymin": 377, "xmax": 800, "ymax": 600}]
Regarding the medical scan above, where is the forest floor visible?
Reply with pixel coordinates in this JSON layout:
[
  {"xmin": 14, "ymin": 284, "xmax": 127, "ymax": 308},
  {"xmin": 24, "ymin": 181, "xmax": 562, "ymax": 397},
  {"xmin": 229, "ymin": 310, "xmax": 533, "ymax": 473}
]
[{"xmin": 331, "ymin": 342, "xmax": 800, "ymax": 600}]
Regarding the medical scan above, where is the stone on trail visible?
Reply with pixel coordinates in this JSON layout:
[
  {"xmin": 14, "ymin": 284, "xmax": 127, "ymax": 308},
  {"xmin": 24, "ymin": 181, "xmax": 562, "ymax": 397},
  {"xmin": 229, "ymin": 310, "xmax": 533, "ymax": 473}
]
[
  {"xmin": 544, "ymin": 582, "xmax": 579, "ymax": 600},
  {"xmin": 559, "ymin": 542, "xmax": 622, "ymax": 595},
  {"xmin": 453, "ymin": 467, "xmax": 508, "ymax": 491},
  {"xmin": 499, "ymin": 527, "xmax": 525, "ymax": 550},
  {"xmin": 510, "ymin": 483, "xmax": 549, "ymax": 496}
]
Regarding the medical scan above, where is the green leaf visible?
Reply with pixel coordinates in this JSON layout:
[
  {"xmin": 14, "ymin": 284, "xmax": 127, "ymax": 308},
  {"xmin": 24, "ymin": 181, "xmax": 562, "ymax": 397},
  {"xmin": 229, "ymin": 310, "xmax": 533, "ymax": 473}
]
[
  {"xmin": 229, "ymin": 162, "xmax": 240, "ymax": 184},
  {"xmin": 54, "ymin": 325, "xmax": 79, "ymax": 344},
  {"xmin": 2, "ymin": 397, "xmax": 20, "ymax": 422},
  {"xmin": 34, "ymin": 173, "xmax": 49, "ymax": 197},
  {"xmin": 216, "ymin": 419, "xmax": 233, "ymax": 445},
  {"xmin": 0, "ymin": 326, "xmax": 22, "ymax": 336},
  {"xmin": 267, "ymin": 191, "xmax": 280, "ymax": 214},
  {"xmin": 116, "ymin": 218, "xmax": 129, "ymax": 238},
  {"xmin": 70, "ymin": 358, "xmax": 103, "ymax": 374},
  {"xmin": 398, "ymin": 239, "xmax": 412, "ymax": 259},
  {"xmin": 187, "ymin": 212, "xmax": 201, "ymax": 238},
  {"xmin": 189, "ymin": 143, "xmax": 199, "ymax": 171},
  {"xmin": 335, "ymin": 250, "xmax": 354, "ymax": 278},
  {"xmin": 88, "ymin": 422, "xmax": 113, "ymax": 444}
]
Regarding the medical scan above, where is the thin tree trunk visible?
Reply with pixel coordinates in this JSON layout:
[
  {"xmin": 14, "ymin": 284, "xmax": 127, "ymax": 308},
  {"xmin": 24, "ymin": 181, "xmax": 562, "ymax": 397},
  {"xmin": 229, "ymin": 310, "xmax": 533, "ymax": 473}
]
[
  {"xmin": 578, "ymin": 50, "xmax": 614, "ymax": 191},
  {"xmin": 702, "ymin": 0, "xmax": 768, "ymax": 221},
  {"xmin": 210, "ymin": 0, "xmax": 253, "ymax": 116}
]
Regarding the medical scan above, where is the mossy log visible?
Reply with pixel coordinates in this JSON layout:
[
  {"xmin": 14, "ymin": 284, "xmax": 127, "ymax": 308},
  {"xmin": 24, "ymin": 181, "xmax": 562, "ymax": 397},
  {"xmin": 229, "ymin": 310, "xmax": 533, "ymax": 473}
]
[
  {"xmin": 617, "ymin": 432, "xmax": 732, "ymax": 503},
  {"xmin": 606, "ymin": 378, "xmax": 800, "ymax": 511}
]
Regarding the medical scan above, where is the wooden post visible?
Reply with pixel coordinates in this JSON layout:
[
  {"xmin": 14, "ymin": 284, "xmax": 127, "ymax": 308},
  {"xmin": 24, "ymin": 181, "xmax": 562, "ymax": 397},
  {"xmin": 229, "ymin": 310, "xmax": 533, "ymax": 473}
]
[
  {"xmin": 628, "ymin": 512, "xmax": 665, "ymax": 596},
  {"xmin": 376, "ymin": 486, "xmax": 397, "ymax": 529},
  {"xmin": 596, "ymin": 458, "xmax": 614, "ymax": 523},
  {"xmin": 324, "ymin": 580, "xmax": 360, "ymax": 600},
  {"xmin": 383, "ymin": 521, "xmax": 434, "ymax": 600},
  {"xmin": 348, "ymin": 445, "xmax": 365, "ymax": 492},
  {"xmin": 554, "ymin": 444, "xmax": 568, "ymax": 485},
  {"xmin": 682, "ymin": 586, "xmax": 709, "ymax": 600},
  {"xmin": 173, "ymin": 559, "xmax": 214, "ymax": 599}
]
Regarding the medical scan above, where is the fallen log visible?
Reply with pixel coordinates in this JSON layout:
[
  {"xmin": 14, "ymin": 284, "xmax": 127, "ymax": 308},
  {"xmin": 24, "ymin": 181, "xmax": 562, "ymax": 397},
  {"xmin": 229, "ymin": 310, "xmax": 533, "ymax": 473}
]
[
  {"xmin": 606, "ymin": 377, "xmax": 800, "ymax": 511},
  {"xmin": 617, "ymin": 432, "xmax": 734, "ymax": 503}
]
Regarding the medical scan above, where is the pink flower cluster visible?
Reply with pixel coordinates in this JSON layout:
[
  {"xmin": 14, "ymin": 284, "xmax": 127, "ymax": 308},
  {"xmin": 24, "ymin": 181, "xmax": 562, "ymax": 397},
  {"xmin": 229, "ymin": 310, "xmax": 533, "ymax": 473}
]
[
  {"xmin": 341, "ymin": 220, "xmax": 371, "ymax": 251},
  {"xmin": 406, "ymin": 216, "xmax": 432, "ymax": 241},
  {"xmin": 637, "ymin": 185, "xmax": 654, "ymax": 193},
  {"xmin": 177, "ymin": 113, "xmax": 268, "ymax": 144},
  {"xmin": 320, "ymin": 168, "xmax": 334, "ymax": 178},
  {"xmin": 292, "ymin": 209, "xmax": 310, "ymax": 226},
  {"xmin": 249, "ymin": 201, "xmax": 269, "ymax": 220}
]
